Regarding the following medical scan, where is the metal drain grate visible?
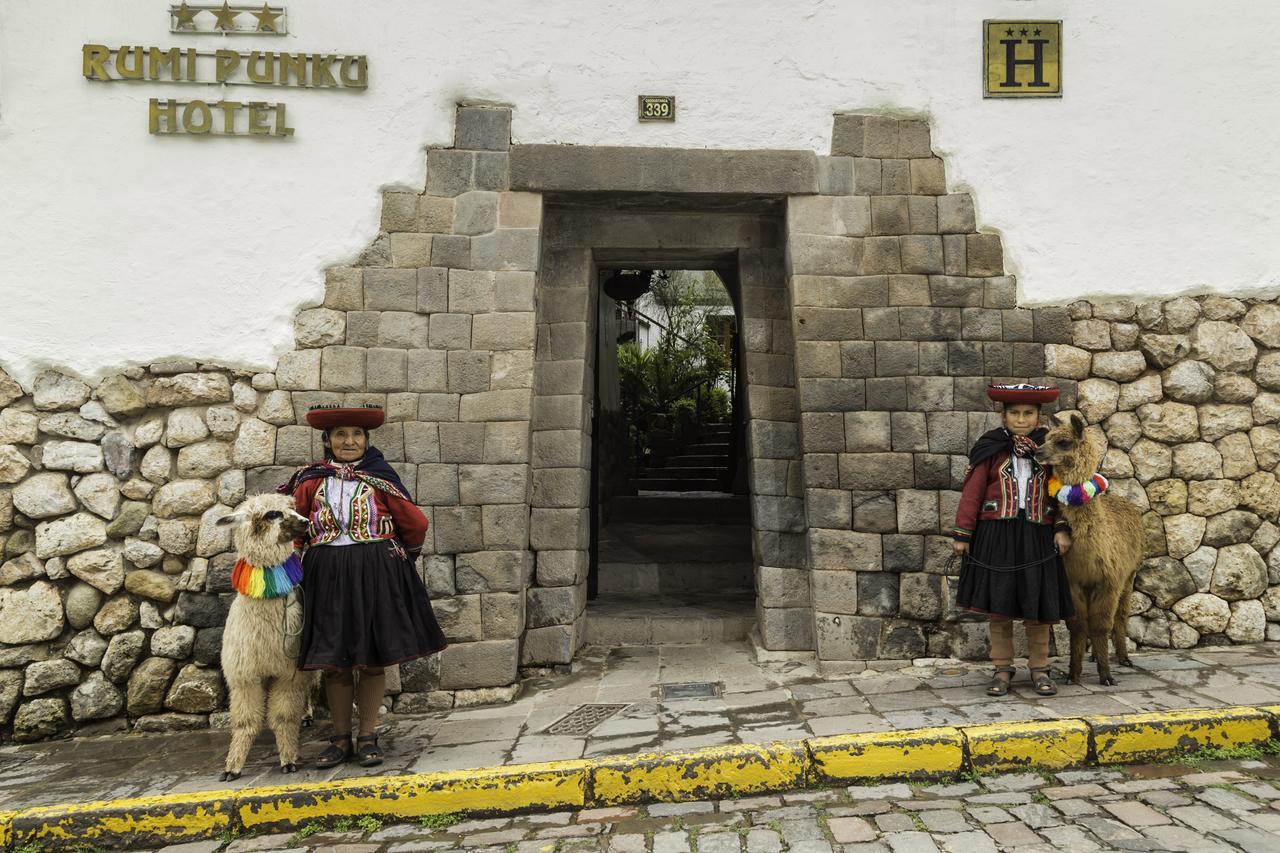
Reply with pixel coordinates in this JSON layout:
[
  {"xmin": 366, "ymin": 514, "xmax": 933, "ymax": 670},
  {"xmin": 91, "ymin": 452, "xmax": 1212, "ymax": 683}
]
[
  {"xmin": 660, "ymin": 682, "xmax": 719, "ymax": 700},
  {"xmin": 545, "ymin": 703, "xmax": 630, "ymax": 735}
]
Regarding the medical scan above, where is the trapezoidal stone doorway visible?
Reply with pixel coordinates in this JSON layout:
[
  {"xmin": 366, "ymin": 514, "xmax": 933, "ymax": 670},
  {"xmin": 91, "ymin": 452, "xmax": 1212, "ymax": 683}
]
[{"xmin": 523, "ymin": 198, "xmax": 811, "ymax": 664}]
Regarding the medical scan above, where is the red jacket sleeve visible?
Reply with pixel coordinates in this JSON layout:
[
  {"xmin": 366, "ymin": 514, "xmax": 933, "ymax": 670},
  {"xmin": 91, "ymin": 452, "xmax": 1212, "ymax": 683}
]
[
  {"xmin": 953, "ymin": 457, "xmax": 990, "ymax": 543},
  {"xmin": 291, "ymin": 480, "xmax": 320, "ymax": 548},
  {"xmin": 383, "ymin": 491, "xmax": 428, "ymax": 555}
]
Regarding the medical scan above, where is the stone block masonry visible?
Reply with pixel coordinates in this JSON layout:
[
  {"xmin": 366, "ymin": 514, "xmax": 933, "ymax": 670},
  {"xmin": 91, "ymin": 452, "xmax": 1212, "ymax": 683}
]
[{"xmin": 2, "ymin": 106, "xmax": 1279, "ymax": 741}]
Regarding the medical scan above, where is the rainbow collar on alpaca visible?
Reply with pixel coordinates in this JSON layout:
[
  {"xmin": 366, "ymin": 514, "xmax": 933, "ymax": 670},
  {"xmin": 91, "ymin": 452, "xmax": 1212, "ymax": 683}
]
[
  {"xmin": 1047, "ymin": 473, "xmax": 1109, "ymax": 506},
  {"xmin": 232, "ymin": 553, "xmax": 303, "ymax": 599}
]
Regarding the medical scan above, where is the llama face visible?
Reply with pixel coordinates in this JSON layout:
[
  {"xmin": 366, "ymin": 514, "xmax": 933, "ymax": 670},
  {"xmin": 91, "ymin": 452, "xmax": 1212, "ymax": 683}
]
[
  {"xmin": 217, "ymin": 495, "xmax": 309, "ymax": 544},
  {"xmin": 1034, "ymin": 412, "xmax": 1087, "ymax": 468}
]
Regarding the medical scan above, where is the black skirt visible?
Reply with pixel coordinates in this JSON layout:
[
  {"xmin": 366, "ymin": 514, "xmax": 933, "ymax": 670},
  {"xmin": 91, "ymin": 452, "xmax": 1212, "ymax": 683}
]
[
  {"xmin": 298, "ymin": 540, "xmax": 448, "ymax": 671},
  {"xmin": 955, "ymin": 515, "xmax": 1075, "ymax": 624}
]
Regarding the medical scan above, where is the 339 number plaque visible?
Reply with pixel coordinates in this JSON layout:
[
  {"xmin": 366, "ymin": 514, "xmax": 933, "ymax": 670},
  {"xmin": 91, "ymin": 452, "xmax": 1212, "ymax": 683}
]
[{"xmin": 638, "ymin": 95, "xmax": 675, "ymax": 122}]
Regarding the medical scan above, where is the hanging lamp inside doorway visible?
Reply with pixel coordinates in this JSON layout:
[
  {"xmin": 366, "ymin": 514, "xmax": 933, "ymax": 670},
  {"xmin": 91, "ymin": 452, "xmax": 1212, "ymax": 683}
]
[{"xmin": 603, "ymin": 269, "xmax": 653, "ymax": 303}]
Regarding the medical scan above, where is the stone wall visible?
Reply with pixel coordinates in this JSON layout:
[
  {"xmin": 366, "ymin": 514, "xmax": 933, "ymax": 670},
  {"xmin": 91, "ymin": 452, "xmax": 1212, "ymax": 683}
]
[{"xmin": 3, "ymin": 106, "xmax": 1279, "ymax": 742}]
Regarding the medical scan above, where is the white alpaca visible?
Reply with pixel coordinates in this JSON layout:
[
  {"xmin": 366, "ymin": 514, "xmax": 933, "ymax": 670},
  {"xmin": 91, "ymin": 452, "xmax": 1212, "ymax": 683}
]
[{"xmin": 216, "ymin": 493, "xmax": 319, "ymax": 781}]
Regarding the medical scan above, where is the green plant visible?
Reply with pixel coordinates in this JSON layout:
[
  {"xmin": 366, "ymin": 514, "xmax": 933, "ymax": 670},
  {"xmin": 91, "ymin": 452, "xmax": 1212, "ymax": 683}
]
[
  {"xmin": 333, "ymin": 817, "xmax": 354, "ymax": 832},
  {"xmin": 294, "ymin": 821, "xmax": 326, "ymax": 840},
  {"xmin": 356, "ymin": 815, "xmax": 383, "ymax": 834},
  {"xmin": 215, "ymin": 827, "xmax": 240, "ymax": 844},
  {"xmin": 15, "ymin": 844, "xmax": 46, "ymax": 853},
  {"xmin": 418, "ymin": 812, "xmax": 461, "ymax": 830},
  {"xmin": 1172, "ymin": 740, "xmax": 1279, "ymax": 766}
]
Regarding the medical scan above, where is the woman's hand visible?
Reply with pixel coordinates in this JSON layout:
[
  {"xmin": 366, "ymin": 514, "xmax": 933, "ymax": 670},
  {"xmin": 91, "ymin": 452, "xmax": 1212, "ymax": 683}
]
[
  {"xmin": 953, "ymin": 540, "xmax": 969, "ymax": 556},
  {"xmin": 1055, "ymin": 531, "xmax": 1072, "ymax": 555}
]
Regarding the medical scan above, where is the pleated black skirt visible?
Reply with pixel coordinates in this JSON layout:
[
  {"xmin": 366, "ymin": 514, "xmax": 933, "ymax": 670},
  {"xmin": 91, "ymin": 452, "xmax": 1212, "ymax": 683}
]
[
  {"xmin": 955, "ymin": 515, "xmax": 1075, "ymax": 624},
  {"xmin": 298, "ymin": 541, "xmax": 448, "ymax": 671}
]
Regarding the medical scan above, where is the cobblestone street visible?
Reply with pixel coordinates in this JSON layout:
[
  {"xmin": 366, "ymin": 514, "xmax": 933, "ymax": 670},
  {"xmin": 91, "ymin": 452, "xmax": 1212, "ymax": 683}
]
[{"xmin": 150, "ymin": 759, "xmax": 1280, "ymax": 852}]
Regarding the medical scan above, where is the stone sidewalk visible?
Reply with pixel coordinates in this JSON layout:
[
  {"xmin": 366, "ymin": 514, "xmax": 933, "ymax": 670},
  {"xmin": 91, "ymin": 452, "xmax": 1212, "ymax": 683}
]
[
  {"xmin": 197, "ymin": 759, "xmax": 1280, "ymax": 853},
  {"xmin": 4, "ymin": 641, "xmax": 1280, "ymax": 814}
]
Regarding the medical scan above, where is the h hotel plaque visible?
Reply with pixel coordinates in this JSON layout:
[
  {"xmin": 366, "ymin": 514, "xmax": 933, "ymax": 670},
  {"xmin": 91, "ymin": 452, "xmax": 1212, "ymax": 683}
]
[{"xmin": 984, "ymin": 20, "xmax": 1062, "ymax": 98}]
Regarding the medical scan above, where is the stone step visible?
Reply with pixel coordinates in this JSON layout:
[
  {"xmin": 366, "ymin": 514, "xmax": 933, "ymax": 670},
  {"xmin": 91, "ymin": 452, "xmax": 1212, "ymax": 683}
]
[
  {"xmin": 661, "ymin": 454, "xmax": 729, "ymax": 467},
  {"xmin": 596, "ymin": 561, "xmax": 754, "ymax": 595},
  {"xmin": 585, "ymin": 594, "xmax": 757, "ymax": 645},
  {"xmin": 637, "ymin": 466, "xmax": 723, "ymax": 480},
  {"xmin": 629, "ymin": 478, "xmax": 721, "ymax": 491},
  {"xmin": 608, "ymin": 495, "xmax": 749, "ymax": 524},
  {"xmin": 685, "ymin": 442, "xmax": 730, "ymax": 454}
]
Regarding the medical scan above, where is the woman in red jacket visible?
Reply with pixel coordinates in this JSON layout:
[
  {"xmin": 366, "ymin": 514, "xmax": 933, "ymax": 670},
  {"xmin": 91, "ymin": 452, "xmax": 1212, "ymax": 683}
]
[
  {"xmin": 281, "ymin": 405, "xmax": 447, "ymax": 769},
  {"xmin": 953, "ymin": 385, "xmax": 1072, "ymax": 698}
]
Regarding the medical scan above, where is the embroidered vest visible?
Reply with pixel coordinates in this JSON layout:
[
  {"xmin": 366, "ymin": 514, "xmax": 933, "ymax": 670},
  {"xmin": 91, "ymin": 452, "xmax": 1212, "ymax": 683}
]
[
  {"xmin": 993, "ymin": 456, "xmax": 1052, "ymax": 525},
  {"xmin": 308, "ymin": 478, "xmax": 397, "ymax": 546}
]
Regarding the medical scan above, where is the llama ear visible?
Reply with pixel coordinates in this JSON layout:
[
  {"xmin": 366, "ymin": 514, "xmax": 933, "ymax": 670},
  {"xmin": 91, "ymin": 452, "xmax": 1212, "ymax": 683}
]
[
  {"xmin": 216, "ymin": 512, "xmax": 245, "ymax": 527},
  {"xmin": 1069, "ymin": 413, "xmax": 1086, "ymax": 437}
]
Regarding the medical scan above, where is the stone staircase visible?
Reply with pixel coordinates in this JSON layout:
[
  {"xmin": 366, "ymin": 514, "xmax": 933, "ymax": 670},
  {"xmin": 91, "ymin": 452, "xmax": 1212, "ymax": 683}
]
[{"xmin": 629, "ymin": 422, "xmax": 732, "ymax": 492}]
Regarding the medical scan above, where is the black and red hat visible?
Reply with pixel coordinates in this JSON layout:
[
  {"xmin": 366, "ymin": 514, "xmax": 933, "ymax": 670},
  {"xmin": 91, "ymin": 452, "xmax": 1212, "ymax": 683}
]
[
  {"xmin": 986, "ymin": 383, "xmax": 1059, "ymax": 405},
  {"xmin": 304, "ymin": 404, "xmax": 385, "ymax": 430}
]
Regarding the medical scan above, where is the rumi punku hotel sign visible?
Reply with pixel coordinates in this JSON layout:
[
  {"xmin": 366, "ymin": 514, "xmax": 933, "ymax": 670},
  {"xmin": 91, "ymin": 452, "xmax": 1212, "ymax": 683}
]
[
  {"xmin": 984, "ymin": 20, "xmax": 1062, "ymax": 98},
  {"xmin": 81, "ymin": 3, "xmax": 368, "ymax": 137}
]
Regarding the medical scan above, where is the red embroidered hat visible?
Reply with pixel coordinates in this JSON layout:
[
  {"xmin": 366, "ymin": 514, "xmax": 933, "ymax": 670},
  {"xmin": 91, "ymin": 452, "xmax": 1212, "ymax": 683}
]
[
  {"xmin": 305, "ymin": 404, "xmax": 385, "ymax": 430},
  {"xmin": 986, "ymin": 383, "xmax": 1060, "ymax": 405}
]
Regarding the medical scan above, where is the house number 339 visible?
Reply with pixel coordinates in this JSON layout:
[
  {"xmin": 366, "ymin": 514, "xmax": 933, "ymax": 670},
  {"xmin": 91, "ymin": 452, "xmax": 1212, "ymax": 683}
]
[{"xmin": 638, "ymin": 95, "xmax": 675, "ymax": 122}]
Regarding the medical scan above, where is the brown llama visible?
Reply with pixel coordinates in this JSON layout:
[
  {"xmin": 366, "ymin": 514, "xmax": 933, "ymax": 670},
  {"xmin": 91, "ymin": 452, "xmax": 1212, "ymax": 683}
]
[
  {"xmin": 215, "ymin": 493, "xmax": 320, "ymax": 781},
  {"xmin": 1035, "ymin": 412, "xmax": 1144, "ymax": 686}
]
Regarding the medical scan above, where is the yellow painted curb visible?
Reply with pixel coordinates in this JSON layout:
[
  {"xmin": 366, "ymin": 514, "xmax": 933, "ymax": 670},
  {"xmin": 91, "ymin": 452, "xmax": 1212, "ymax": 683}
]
[
  {"xmin": 964, "ymin": 719, "xmax": 1089, "ymax": 772},
  {"xmin": 589, "ymin": 741, "xmax": 810, "ymax": 805},
  {"xmin": 237, "ymin": 760, "xmax": 590, "ymax": 834},
  {"xmin": 1087, "ymin": 706, "xmax": 1272, "ymax": 765},
  {"xmin": 9, "ymin": 790, "xmax": 235, "ymax": 850},
  {"xmin": 809, "ymin": 726, "xmax": 964, "ymax": 782},
  {"xmin": 0, "ymin": 811, "xmax": 14, "ymax": 849}
]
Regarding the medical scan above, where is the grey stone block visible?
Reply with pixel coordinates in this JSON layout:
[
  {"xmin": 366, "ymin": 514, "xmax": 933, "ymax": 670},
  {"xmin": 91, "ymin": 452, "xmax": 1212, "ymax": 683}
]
[
  {"xmin": 324, "ymin": 266, "xmax": 363, "ymax": 310},
  {"xmin": 810, "ymin": 570, "xmax": 857, "ymax": 614},
  {"xmin": 425, "ymin": 149, "xmax": 475, "ymax": 197},
  {"xmin": 810, "ymin": 528, "xmax": 882, "ymax": 571},
  {"xmin": 910, "ymin": 158, "xmax": 947, "ymax": 195},
  {"xmin": 801, "ymin": 412, "xmax": 845, "ymax": 453},
  {"xmin": 526, "ymin": 586, "xmax": 581, "ymax": 628},
  {"xmin": 926, "ymin": 412, "xmax": 970, "ymax": 454},
  {"xmin": 458, "ymin": 464, "xmax": 528, "ymax": 505},
  {"xmin": 793, "ymin": 306, "xmax": 863, "ymax": 341},
  {"xmin": 756, "ymin": 531, "xmax": 807, "ymax": 569},
  {"xmin": 367, "ymin": 348, "xmax": 407, "ymax": 392},
  {"xmin": 378, "ymin": 311, "xmax": 430, "ymax": 348},
  {"xmin": 790, "ymin": 235, "xmax": 863, "ymax": 277},
  {"xmin": 428, "ymin": 313, "xmax": 472, "ymax": 350},
  {"xmin": 929, "ymin": 276, "xmax": 984, "ymax": 308},
  {"xmin": 816, "ymin": 612, "xmax": 881, "ymax": 659},
  {"xmin": 447, "ymin": 269, "xmax": 496, "ymax": 313},
  {"xmin": 920, "ymin": 342, "xmax": 948, "ymax": 375},
  {"xmin": 947, "ymin": 341, "xmax": 984, "ymax": 376},
  {"xmin": 1012, "ymin": 343, "xmax": 1046, "ymax": 377},
  {"xmin": 891, "ymin": 412, "xmax": 928, "ymax": 452},
  {"xmin": 404, "ymin": 422, "xmax": 441, "ymax": 463},
  {"xmin": 907, "ymin": 196, "xmax": 938, "ymax": 233},
  {"xmin": 363, "ymin": 269, "xmax": 418, "ymax": 311},
  {"xmin": 840, "ymin": 341, "xmax": 876, "ymax": 378},
  {"xmin": 852, "ymin": 157, "xmax": 881, "ymax": 194},
  {"xmin": 985, "ymin": 276, "xmax": 1018, "ymax": 309},
  {"xmin": 510, "ymin": 145, "xmax": 818, "ymax": 194},
  {"xmin": 888, "ymin": 274, "xmax": 930, "ymax": 306},
  {"xmin": 417, "ymin": 392, "xmax": 461, "ymax": 422},
  {"xmin": 532, "ymin": 395, "xmax": 586, "ymax": 431},
  {"xmin": 532, "ymin": 468, "xmax": 589, "ymax": 508},
  {"xmin": 417, "ymin": 266, "xmax": 449, "ymax": 313},
  {"xmin": 798, "ymin": 378, "xmax": 865, "ymax": 413},
  {"xmin": 937, "ymin": 194, "xmax": 976, "ymax": 233},
  {"xmin": 343, "ymin": 311, "xmax": 379, "ymax": 347},
  {"xmin": 963, "ymin": 308, "xmax": 1004, "ymax": 341},
  {"xmin": 438, "ymin": 639, "xmax": 517, "ymax": 689},
  {"xmin": 792, "ymin": 275, "xmax": 888, "ymax": 308},
  {"xmin": 438, "ymin": 422, "xmax": 486, "ymax": 462},
  {"xmin": 532, "ymin": 429, "xmax": 586, "ymax": 468},
  {"xmin": 454, "ymin": 105, "xmax": 511, "ymax": 151},
  {"xmin": 430, "ymin": 234, "xmax": 471, "ymax": 269},
  {"xmin": 954, "ymin": 378, "xmax": 995, "ymax": 411},
  {"xmin": 535, "ymin": 550, "xmax": 586, "ymax": 587},
  {"xmin": 883, "ymin": 534, "xmax": 925, "ymax": 572},
  {"xmin": 495, "ymin": 270, "xmax": 536, "ymax": 311},
  {"xmin": 753, "ymin": 495, "xmax": 805, "ymax": 533},
  {"xmin": 455, "ymin": 550, "xmax": 532, "ymax": 593},
  {"xmin": 817, "ymin": 155, "xmax": 854, "ymax": 195},
  {"xmin": 900, "ymin": 236, "xmax": 944, "ymax": 275},
  {"xmin": 471, "ymin": 229, "xmax": 539, "ymax": 272},
  {"xmin": 320, "ymin": 346, "xmax": 365, "ymax": 391},
  {"xmin": 473, "ymin": 152, "xmax": 509, "ymax": 191},
  {"xmin": 479, "ymin": 591, "xmax": 523, "ymax": 639},
  {"xmin": 806, "ymin": 488, "xmax": 852, "ymax": 528},
  {"xmin": 1002, "ymin": 308, "xmax": 1035, "ymax": 342},
  {"xmin": 905, "ymin": 377, "xmax": 954, "ymax": 411},
  {"xmin": 522, "ymin": 624, "xmax": 575, "ymax": 665},
  {"xmin": 758, "ymin": 606, "xmax": 815, "ymax": 651},
  {"xmin": 804, "ymin": 453, "xmax": 839, "ymax": 489},
  {"xmin": 943, "ymin": 234, "xmax": 967, "ymax": 275},
  {"xmin": 880, "ymin": 159, "xmax": 910, "ymax": 194},
  {"xmin": 432, "ymin": 506, "xmax": 483, "ymax": 553},
  {"xmin": 983, "ymin": 341, "xmax": 1013, "ymax": 376},
  {"xmin": 484, "ymin": 421, "xmax": 530, "ymax": 464},
  {"xmin": 896, "ymin": 489, "xmax": 939, "ymax": 534},
  {"xmin": 859, "ymin": 236, "xmax": 901, "ymax": 275},
  {"xmin": 865, "ymin": 377, "xmax": 908, "ymax": 411},
  {"xmin": 840, "ymin": 453, "xmax": 914, "ymax": 490},
  {"xmin": 529, "ymin": 508, "xmax": 588, "ymax": 550},
  {"xmin": 857, "ymin": 572, "xmax": 899, "ymax": 616},
  {"xmin": 870, "ymin": 196, "xmax": 909, "ymax": 236},
  {"xmin": 446, "ymin": 351, "xmax": 491, "ymax": 394},
  {"xmin": 758, "ymin": 566, "xmax": 812, "ymax": 608},
  {"xmin": 845, "ymin": 411, "xmax": 891, "ymax": 452},
  {"xmin": 435, "ymin": 594, "xmax": 483, "ymax": 643},
  {"xmin": 862, "ymin": 307, "xmax": 901, "ymax": 340},
  {"xmin": 749, "ymin": 420, "xmax": 799, "ymax": 459},
  {"xmin": 832, "ymin": 114, "xmax": 898, "ymax": 158},
  {"xmin": 899, "ymin": 307, "xmax": 962, "ymax": 341},
  {"xmin": 897, "ymin": 120, "xmax": 932, "ymax": 157},
  {"xmin": 875, "ymin": 341, "xmax": 919, "ymax": 376}
]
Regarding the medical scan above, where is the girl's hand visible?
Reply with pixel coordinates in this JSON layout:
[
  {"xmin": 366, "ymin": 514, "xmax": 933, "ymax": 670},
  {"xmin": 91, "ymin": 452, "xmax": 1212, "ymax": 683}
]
[
  {"xmin": 1055, "ymin": 531, "xmax": 1072, "ymax": 555},
  {"xmin": 953, "ymin": 540, "xmax": 969, "ymax": 555}
]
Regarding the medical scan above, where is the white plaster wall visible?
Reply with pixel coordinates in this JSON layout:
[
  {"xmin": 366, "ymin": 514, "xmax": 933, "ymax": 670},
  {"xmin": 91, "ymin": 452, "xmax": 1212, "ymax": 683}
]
[{"xmin": 2, "ymin": 0, "xmax": 1279, "ymax": 384}]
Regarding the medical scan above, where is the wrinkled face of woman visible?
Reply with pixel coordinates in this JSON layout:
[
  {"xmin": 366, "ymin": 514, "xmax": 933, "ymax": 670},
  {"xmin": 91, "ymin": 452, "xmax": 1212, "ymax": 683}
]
[
  {"xmin": 325, "ymin": 426, "xmax": 367, "ymax": 462},
  {"xmin": 1002, "ymin": 403, "xmax": 1039, "ymax": 436}
]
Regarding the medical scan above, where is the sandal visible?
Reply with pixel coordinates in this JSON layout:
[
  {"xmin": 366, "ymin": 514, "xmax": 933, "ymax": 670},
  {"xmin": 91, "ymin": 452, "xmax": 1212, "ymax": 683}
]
[
  {"xmin": 987, "ymin": 666, "xmax": 1015, "ymax": 697},
  {"xmin": 316, "ymin": 735, "xmax": 352, "ymax": 769},
  {"xmin": 356, "ymin": 734, "xmax": 383, "ymax": 768},
  {"xmin": 1030, "ymin": 667, "xmax": 1058, "ymax": 696}
]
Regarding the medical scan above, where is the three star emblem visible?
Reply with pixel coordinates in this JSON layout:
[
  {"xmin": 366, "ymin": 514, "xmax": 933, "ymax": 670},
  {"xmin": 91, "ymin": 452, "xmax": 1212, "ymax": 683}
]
[{"xmin": 171, "ymin": 3, "xmax": 283, "ymax": 33}]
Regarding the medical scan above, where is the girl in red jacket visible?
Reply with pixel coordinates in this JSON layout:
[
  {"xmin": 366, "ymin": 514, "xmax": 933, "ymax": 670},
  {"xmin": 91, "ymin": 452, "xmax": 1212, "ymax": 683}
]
[
  {"xmin": 281, "ymin": 405, "xmax": 447, "ymax": 768},
  {"xmin": 953, "ymin": 385, "xmax": 1073, "ymax": 697}
]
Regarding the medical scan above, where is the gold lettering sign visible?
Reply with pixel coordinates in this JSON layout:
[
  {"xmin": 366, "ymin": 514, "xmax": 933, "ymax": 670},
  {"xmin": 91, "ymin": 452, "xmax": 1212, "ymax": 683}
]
[
  {"xmin": 82, "ymin": 44, "xmax": 367, "ymax": 89},
  {"xmin": 170, "ymin": 3, "xmax": 287, "ymax": 35},
  {"xmin": 149, "ymin": 98, "xmax": 294, "ymax": 136},
  {"xmin": 984, "ymin": 20, "xmax": 1062, "ymax": 98},
  {"xmin": 638, "ymin": 95, "xmax": 675, "ymax": 122}
]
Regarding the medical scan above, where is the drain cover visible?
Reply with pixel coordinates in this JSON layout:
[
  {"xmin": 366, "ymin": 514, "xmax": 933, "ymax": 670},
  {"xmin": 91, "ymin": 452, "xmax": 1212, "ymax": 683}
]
[
  {"xmin": 660, "ymin": 682, "xmax": 719, "ymax": 700},
  {"xmin": 546, "ymin": 703, "xmax": 629, "ymax": 735}
]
